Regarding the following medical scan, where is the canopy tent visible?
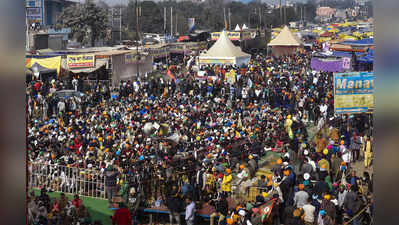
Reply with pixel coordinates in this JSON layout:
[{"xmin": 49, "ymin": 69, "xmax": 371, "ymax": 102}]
[
  {"xmin": 28, "ymin": 62, "xmax": 57, "ymax": 74},
  {"xmin": 268, "ymin": 26, "xmax": 303, "ymax": 57},
  {"xmin": 25, "ymin": 56, "xmax": 61, "ymax": 76},
  {"xmin": 198, "ymin": 30, "xmax": 251, "ymax": 66},
  {"xmin": 242, "ymin": 24, "xmax": 248, "ymax": 30},
  {"xmin": 234, "ymin": 24, "xmax": 241, "ymax": 31}
]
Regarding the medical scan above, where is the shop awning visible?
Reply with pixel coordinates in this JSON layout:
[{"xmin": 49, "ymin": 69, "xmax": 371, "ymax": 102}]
[{"xmin": 26, "ymin": 56, "xmax": 61, "ymax": 75}]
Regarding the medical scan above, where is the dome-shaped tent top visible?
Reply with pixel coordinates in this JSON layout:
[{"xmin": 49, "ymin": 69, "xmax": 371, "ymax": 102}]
[
  {"xmin": 234, "ymin": 24, "xmax": 241, "ymax": 31},
  {"xmin": 268, "ymin": 26, "xmax": 303, "ymax": 46},
  {"xmin": 199, "ymin": 30, "xmax": 251, "ymax": 65},
  {"xmin": 201, "ymin": 30, "xmax": 250, "ymax": 58}
]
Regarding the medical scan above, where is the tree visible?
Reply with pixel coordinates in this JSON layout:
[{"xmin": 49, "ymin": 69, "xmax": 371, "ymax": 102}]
[{"xmin": 57, "ymin": 0, "xmax": 109, "ymax": 47}]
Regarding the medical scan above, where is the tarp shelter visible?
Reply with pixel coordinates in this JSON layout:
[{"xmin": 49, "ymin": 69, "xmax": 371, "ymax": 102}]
[
  {"xmin": 358, "ymin": 48, "xmax": 374, "ymax": 64},
  {"xmin": 25, "ymin": 56, "xmax": 61, "ymax": 76},
  {"xmin": 340, "ymin": 38, "xmax": 374, "ymax": 46},
  {"xmin": 198, "ymin": 30, "xmax": 251, "ymax": 66},
  {"xmin": 268, "ymin": 26, "xmax": 303, "ymax": 57}
]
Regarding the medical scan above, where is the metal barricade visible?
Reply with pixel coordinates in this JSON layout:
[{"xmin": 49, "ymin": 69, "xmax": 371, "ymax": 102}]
[
  {"xmin": 28, "ymin": 162, "xmax": 106, "ymax": 199},
  {"xmin": 231, "ymin": 184, "xmax": 271, "ymax": 202},
  {"xmin": 247, "ymin": 186, "xmax": 270, "ymax": 202}
]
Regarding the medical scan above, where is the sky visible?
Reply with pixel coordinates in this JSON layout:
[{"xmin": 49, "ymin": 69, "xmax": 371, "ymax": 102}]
[{"xmin": 71, "ymin": 0, "xmax": 307, "ymax": 7}]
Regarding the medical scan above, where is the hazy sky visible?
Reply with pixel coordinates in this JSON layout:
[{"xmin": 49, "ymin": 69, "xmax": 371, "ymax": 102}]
[{"xmin": 71, "ymin": 0, "xmax": 305, "ymax": 7}]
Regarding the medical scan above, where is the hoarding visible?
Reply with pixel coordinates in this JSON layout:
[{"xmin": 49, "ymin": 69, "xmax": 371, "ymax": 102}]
[
  {"xmin": 198, "ymin": 58, "xmax": 234, "ymax": 65},
  {"xmin": 26, "ymin": 0, "xmax": 44, "ymax": 25},
  {"xmin": 125, "ymin": 53, "xmax": 146, "ymax": 64},
  {"xmin": 67, "ymin": 55, "xmax": 95, "ymax": 69},
  {"xmin": 211, "ymin": 32, "xmax": 241, "ymax": 41},
  {"xmin": 334, "ymin": 72, "xmax": 374, "ymax": 114}
]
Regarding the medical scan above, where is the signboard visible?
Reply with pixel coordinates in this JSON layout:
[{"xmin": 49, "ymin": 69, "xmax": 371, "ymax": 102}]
[
  {"xmin": 26, "ymin": 0, "xmax": 44, "ymax": 25},
  {"xmin": 199, "ymin": 58, "xmax": 234, "ymax": 65},
  {"xmin": 148, "ymin": 48, "xmax": 169, "ymax": 58},
  {"xmin": 67, "ymin": 55, "xmax": 95, "ymax": 69},
  {"xmin": 334, "ymin": 72, "xmax": 374, "ymax": 114},
  {"xmin": 211, "ymin": 32, "xmax": 241, "ymax": 41},
  {"xmin": 26, "ymin": 0, "xmax": 42, "ymax": 7},
  {"xmin": 241, "ymin": 31, "xmax": 252, "ymax": 40},
  {"xmin": 125, "ymin": 53, "xmax": 146, "ymax": 64},
  {"xmin": 168, "ymin": 44, "xmax": 186, "ymax": 54},
  {"xmin": 26, "ymin": 7, "xmax": 42, "ymax": 20},
  {"xmin": 47, "ymin": 28, "xmax": 72, "ymax": 34},
  {"xmin": 47, "ymin": 28, "xmax": 71, "ymax": 41},
  {"xmin": 342, "ymin": 57, "xmax": 351, "ymax": 70}
]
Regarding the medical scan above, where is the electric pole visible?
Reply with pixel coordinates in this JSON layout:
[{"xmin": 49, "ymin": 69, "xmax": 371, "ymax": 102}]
[
  {"xmin": 223, "ymin": 8, "xmax": 227, "ymax": 30},
  {"xmin": 135, "ymin": 0, "xmax": 140, "ymax": 78},
  {"xmin": 164, "ymin": 7, "xmax": 166, "ymax": 35},
  {"xmin": 284, "ymin": 0, "xmax": 287, "ymax": 26},
  {"xmin": 280, "ymin": 0, "xmax": 283, "ymax": 26},
  {"xmin": 170, "ymin": 7, "xmax": 173, "ymax": 37},
  {"xmin": 228, "ymin": 8, "xmax": 231, "ymax": 31},
  {"xmin": 175, "ymin": 12, "xmax": 178, "ymax": 35},
  {"xmin": 120, "ymin": 6, "xmax": 122, "ymax": 44}
]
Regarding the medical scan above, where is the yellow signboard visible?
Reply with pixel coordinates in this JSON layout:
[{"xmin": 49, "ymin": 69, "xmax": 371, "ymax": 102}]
[
  {"xmin": 241, "ymin": 31, "xmax": 251, "ymax": 40},
  {"xmin": 67, "ymin": 54, "xmax": 95, "ymax": 69},
  {"xmin": 199, "ymin": 58, "xmax": 234, "ymax": 65},
  {"xmin": 211, "ymin": 32, "xmax": 241, "ymax": 41}
]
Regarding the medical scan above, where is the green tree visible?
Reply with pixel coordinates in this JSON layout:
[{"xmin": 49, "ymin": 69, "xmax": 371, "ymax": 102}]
[{"xmin": 57, "ymin": 0, "xmax": 109, "ymax": 47}]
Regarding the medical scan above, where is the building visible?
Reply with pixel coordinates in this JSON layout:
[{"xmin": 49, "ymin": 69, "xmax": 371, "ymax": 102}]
[{"xmin": 26, "ymin": 0, "xmax": 76, "ymax": 26}]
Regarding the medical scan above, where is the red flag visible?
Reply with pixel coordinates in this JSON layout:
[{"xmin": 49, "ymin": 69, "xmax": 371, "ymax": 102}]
[{"xmin": 167, "ymin": 69, "xmax": 176, "ymax": 82}]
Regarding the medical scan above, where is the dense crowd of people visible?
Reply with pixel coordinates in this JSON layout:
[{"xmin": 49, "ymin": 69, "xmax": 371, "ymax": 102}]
[{"xmin": 27, "ymin": 46, "xmax": 374, "ymax": 225}]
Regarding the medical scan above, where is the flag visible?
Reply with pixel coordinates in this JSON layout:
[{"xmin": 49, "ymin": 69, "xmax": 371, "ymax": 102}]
[
  {"xmin": 167, "ymin": 69, "xmax": 176, "ymax": 82},
  {"xmin": 260, "ymin": 199, "xmax": 276, "ymax": 222}
]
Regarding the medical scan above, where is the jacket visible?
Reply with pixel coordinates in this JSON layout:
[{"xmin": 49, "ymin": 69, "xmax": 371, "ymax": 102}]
[
  {"xmin": 343, "ymin": 191, "xmax": 357, "ymax": 212},
  {"xmin": 221, "ymin": 174, "xmax": 232, "ymax": 192},
  {"xmin": 105, "ymin": 170, "xmax": 118, "ymax": 187}
]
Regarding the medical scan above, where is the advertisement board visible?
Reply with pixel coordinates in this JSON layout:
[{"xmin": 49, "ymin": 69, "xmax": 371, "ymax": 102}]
[
  {"xmin": 67, "ymin": 55, "xmax": 95, "ymax": 69},
  {"xmin": 168, "ymin": 44, "xmax": 186, "ymax": 54},
  {"xmin": 241, "ymin": 31, "xmax": 252, "ymax": 40},
  {"xmin": 26, "ymin": 7, "xmax": 42, "ymax": 20},
  {"xmin": 125, "ymin": 53, "xmax": 146, "ymax": 64},
  {"xmin": 334, "ymin": 72, "xmax": 374, "ymax": 114},
  {"xmin": 26, "ymin": 0, "xmax": 44, "ymax": 25},
  {"xmin": 211, "ymin": 32, "xmax": 241, "ymax": 41},
  {"xmin": 148, "ymin": 48, "xmax": 169, "ymax": 58},
  {"xmin": 199, "ymin": 58, "xmax": 234, "ymax": 65}
]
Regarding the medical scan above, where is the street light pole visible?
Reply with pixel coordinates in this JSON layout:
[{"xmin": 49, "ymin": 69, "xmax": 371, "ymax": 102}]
[{"xmin": 136, "ymin": 0, "xmax": 140, "ymax": 78}]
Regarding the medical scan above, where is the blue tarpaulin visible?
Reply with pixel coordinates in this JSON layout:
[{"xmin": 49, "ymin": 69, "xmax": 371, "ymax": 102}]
[
  {"xmin": 340, "ymin": 38, "xmax": 374, "ymax": 46},
  {"xmin": 358, "ymin": 49, "xmax": 374, "ymax": 63}
]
